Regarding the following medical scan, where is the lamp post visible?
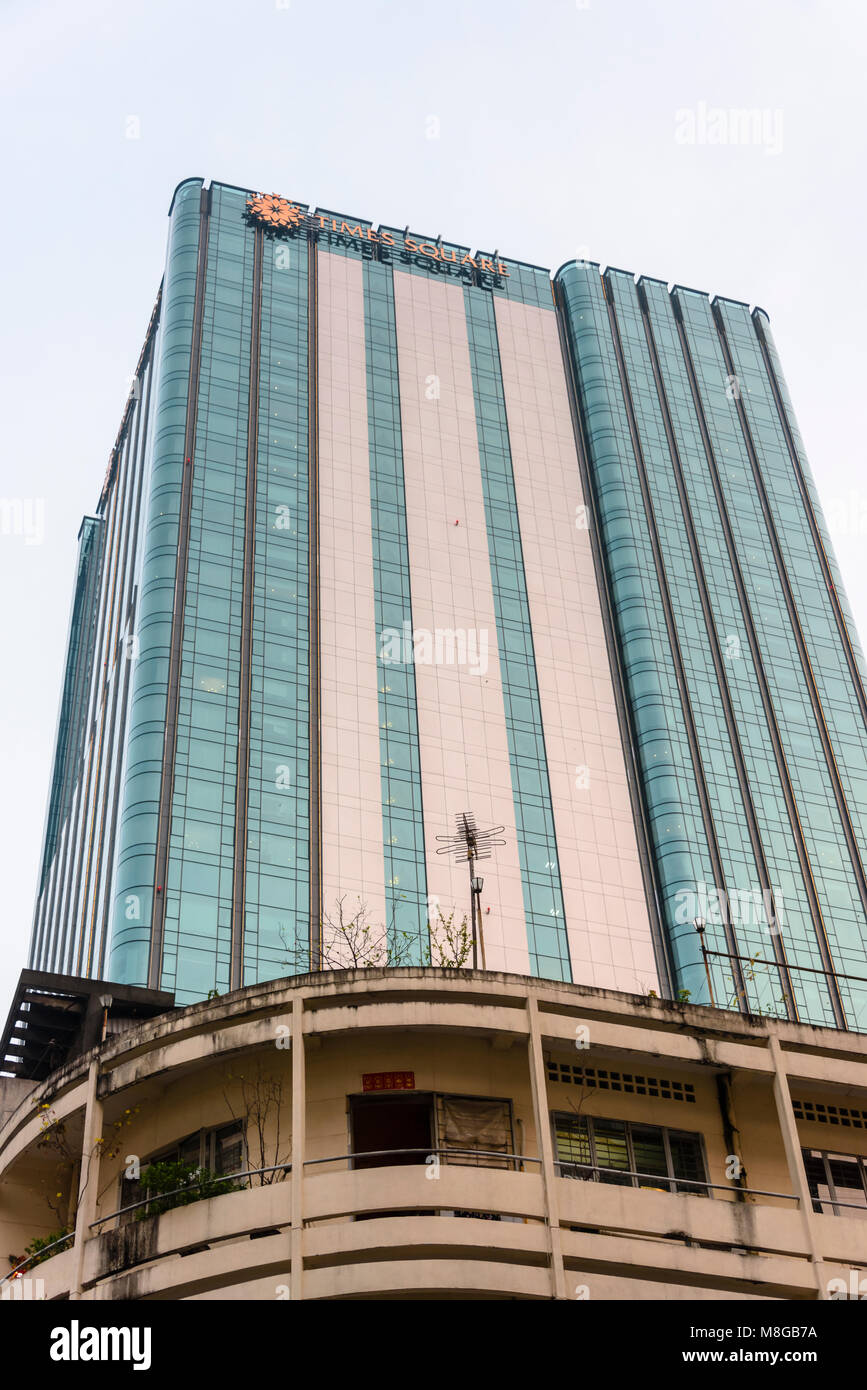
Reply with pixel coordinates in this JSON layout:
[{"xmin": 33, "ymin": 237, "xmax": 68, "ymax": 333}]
[
  {"xmin": 471, "ymin": 876, "xmax": 485, "ymax": 970},
  {"xmin": 694, "ymin": 918, "xmax": 716, "ymax": 1007}
]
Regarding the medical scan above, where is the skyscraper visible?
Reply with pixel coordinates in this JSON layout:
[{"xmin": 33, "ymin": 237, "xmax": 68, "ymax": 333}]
[
  {"xmin": 8, "ymin": 177, "xmax": 867, "ymax": 1311},
  {"xmin": 26, "ymin": 178, "xmax": 867, "ymax": 1032}
]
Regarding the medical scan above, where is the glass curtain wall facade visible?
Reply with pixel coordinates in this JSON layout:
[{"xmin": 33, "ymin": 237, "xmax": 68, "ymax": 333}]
[
  {"xmin": 26, "ymin": 178, "xmax": 867, "ymax": 1030},
  {"xmin": 557, "ymin": 262, "xmax": 867, "ymax": 1028},
  {"xmin": 29, "ymin": 292, "xmax": 160, "ymax": 983}
]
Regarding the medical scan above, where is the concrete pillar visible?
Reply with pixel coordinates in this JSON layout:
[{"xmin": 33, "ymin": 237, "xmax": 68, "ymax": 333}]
[
  {"xmin": 290, "ymin": 993, "xmax": 306, "ymax": 1299},
  {"xmin": 767, "ymin": 1033, "xmax": 828, "ymax": 1299},
  {"xmin": 526, "ymin": 994, "xmax": 567, "ymax": 1299},
  {"xmin": 69, "ymin": 1059, "xmax": 102, "ymax": 1300}
]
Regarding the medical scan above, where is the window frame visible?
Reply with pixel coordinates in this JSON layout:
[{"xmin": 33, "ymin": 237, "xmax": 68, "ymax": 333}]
[
  {"xmin": 346, "ymin": 1090, "xmax": 517, "ymax": 1170},
  {"xmin": 551, "ymin": 1110, "xmax": 710, "ymax": 1197},
  {"xmin": 802, "ymin": 1145, "xmax": 867, "ymax": 1218},
  {"xmin": 118, "ymin": 1118, "xmax": 246, "ymax": 1219}
]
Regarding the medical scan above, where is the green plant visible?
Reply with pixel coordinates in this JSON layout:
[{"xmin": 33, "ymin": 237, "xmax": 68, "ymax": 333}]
[
  {"xmin": 22, "ymin": 1227, "xmax": 73, "ymax": 1269},
  {"xmin": 135, "ymin": 1160, "xmax": 241, "ymax": 1220}
]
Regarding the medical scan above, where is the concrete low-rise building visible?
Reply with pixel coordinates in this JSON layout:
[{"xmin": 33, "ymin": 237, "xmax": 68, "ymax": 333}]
[{"xmin": 1, "ymin": 969, "xmax": 866, "ymax": 1301}]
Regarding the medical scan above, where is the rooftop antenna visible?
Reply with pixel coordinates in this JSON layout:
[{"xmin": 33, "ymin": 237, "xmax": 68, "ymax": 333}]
[{"xmin": 436, "ymin": 812, "xmax": 505, "ymax": 969}]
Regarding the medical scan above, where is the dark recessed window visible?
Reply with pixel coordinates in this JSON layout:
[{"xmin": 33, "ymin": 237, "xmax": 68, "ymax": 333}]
[{"xmin": 552, "ymin": 1111, "xmax": 707, "ymax": 1196}]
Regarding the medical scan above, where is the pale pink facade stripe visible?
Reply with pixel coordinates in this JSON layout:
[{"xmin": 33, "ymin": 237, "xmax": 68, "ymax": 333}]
[
  {"xmin": 494, "ymin": 295, "xmax": 660, "ymax": 994},
  {"xmin": 317, "ymin": 252, "xmax": 387, "ymax": 938},
  {"xmin": 392, "ymin": 271, "xmax": 531, "ymax": 975}
]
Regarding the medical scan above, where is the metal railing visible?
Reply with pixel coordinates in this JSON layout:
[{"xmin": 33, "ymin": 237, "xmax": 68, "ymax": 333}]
[
  {"xmin": 8, "ymin": 1147, "xmax": 865, "ymax": 1288},
  {"xmin": 558, "ymin": 1160, "xmax": 867, "ymax": 1214},
  {"xmin": 556, "ymin": 1160, "xmax": 799, "ymax": 1203},
  {"xmin": 89, "ymin": 1162, "xmax": 293, "ymax": 1229},
  {"xmin": 88, "ymin": 1150, "xmax": 530, "ymax": 1228},
  {"xmin": 304, "ymin": 1146, "xmax": 539, "ymax": 1170},
  {"xmin": 2, "ymin": 1230, "xmax": 74, "ymax": 1287},
  {"xmin": 88, "ymin": 1148, "xmax": 534, "ymax": 1230}
]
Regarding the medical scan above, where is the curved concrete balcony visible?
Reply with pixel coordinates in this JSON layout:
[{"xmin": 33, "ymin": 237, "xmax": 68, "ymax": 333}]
[
  {"xmin": 3, "ymin": 968, "xmax": 867, "ymax": 1300},
  {"xmin": 25, "ymin": 1166, "xmax": 548, "ymax": 1300}
]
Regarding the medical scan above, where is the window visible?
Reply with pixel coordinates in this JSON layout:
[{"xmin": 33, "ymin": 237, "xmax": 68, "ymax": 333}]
[
  {"xmin": 437, "ymin": 1096, "xmax": 513, "ymax": 1169},
  {"xmin": 350, "ymin": 1094, "xmax": 434, "ymax": 1171},
  {"xmin": 793, "ymin": 1099, "xmax": 867, "ymax": 1129},
  {"xmin": 350, "ymin": 1093, "xmax": 515, "ymax": 1171},
  {"xmin": 547, "ymin": 1061, "xmax": 696, "ymax": 1104},
  {"xmin": 552, "ymin": 1112, "xmax": 708, "ymax": 1196},
  {"xmin": 803, "ymin": 1148, "xmax": 867, "ymax": 1219},
  {"xmin": 119, "ymin": 1120, "xmax": 245, "ymax": 1219}
]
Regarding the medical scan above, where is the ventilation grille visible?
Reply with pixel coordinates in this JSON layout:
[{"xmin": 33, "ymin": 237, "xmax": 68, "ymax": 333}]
[
  {"xmin": 793, "ymin": 1099, "xmax": 867, "ymax": 1129},
  {"xmin": 546, "ymin": 1061, "xmax": 696, "ymax": 1103}
]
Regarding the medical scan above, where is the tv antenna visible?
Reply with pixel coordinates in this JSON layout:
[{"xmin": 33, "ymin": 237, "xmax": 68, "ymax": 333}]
[{"xmin": 436, "ymin": 812, "xmax": 505, "ymax": 969}]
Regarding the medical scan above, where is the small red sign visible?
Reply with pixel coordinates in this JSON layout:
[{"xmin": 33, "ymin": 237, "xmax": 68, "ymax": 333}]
[{"xmin": 362, "ymin": 1071, "xmax": 415, "ymax": 1092}]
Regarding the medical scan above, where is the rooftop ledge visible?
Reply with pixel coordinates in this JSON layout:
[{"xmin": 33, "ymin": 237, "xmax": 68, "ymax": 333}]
[{"xmin": 4, "ymin": 965, "xmax": 864, "ymax": 1108}]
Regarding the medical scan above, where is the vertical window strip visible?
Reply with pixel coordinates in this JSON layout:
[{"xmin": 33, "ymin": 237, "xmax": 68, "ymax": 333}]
[
  {"xmin": 641, "ymin": 278, "xmax": 837, "ymax": 1028},
  {"xmin": 676, "ymin": 289, "xmax": 856, "ymax": 1028},
  {"xmin": 463, "ymin": 288, "xmax": 570, "ymax": 982},
  {"xmin": 611, "ymin": 272, "xmax": 789, "ymax": 1018},
  {"xmin": 244, "ymin": 230, "xmax": 311, "ymax": 983},
  {"xmin": 30, "ymin": 515, "xmax": 104, "ymax": 973},
  {"xmin": 162, "ymin": 187, "xmax": 251, "ymax": 1002},
  {"xmin": 96, "ymin": 351, "xmax": 159, "ymax": 978},
  {"xmin": 557, "ymin": 265, "xmax": 717, "ymax": 1003},
  {"xmin": 82, "ymin": 366, "xmax": 152, "ymax": 979},
  {"xmin": 362, "ymin": 260, "xmax": 429, "ymax": 954},
  {"xmin": 109, "ymin": 181, "xmax": 203, "ymax": 990},
  {"xmin": 36, "ymin": 516, "xmax": 104, "ymax": 897},
  {"xmin": 721, "ymin": 300, "xmax": 867, "ymax": 875}
]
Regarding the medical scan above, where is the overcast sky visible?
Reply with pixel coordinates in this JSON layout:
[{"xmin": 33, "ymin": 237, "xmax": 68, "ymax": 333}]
[{"xmin": 1, "ymin": 0, "xmax": 865, "ymax": 1016}]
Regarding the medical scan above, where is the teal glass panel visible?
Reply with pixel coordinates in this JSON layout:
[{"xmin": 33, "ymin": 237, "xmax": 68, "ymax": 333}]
[
  {"xmin": 607, "ymin": 269, "xmax": 792, "ymax": 1018},
  {"xmin": 37, "ymin": 516, "xmax": 103, "ymax": 896},
  {"xmin": 557, "ymin": 261, "xmax": 713, "ymax": 1003},
  {"xmin": 158, "ymin": 184, "xmax": 253, "ymax": 1002},
  {"xmin": 362, "ymin": 258, "xmax": 428, "ymax": 952},
  {"xmin": 640, "ymin": 276, "xmax": 836, "ymax": 1025},
  {"xmin": 244, "ymin": 222, "xmax": 310, "ymax": 983},
  {"xmin": 675, "ymin": 288, "xmax": 867, "ymax": 1028},
  {"xmin": 110, "ymin": 178, "xmax": 204, "ymax": 988},
  {"xmin": 464, "ymin": 286, "xmax": 570, "ymax": 982}
]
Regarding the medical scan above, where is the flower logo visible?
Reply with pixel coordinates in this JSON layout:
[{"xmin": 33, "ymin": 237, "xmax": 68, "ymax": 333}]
[{"xmin": 244, "ymin": 193, "xmax": 306, "ymax": 236}]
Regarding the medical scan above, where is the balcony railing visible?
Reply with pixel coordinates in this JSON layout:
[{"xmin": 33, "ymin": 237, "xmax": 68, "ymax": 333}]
[
  {"xmin": 306, "ymin": 1146, "xmax": 537, "ymax": 1173},
  {"xmin": 1, "ymin": 1230, "xmax": 74, "ymax": 1286},
  {"xmin": 8, "ymin": 1146, "xmax": 867, "ymax": 1293},
  {"xmin": 556, "ymin": 1159, "xmax": 799, "ymax": 1202}
]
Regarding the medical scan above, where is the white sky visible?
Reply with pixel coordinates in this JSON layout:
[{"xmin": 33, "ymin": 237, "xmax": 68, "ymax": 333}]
[{"xmin": 1, "ymin": 0, "xmax": 865, "ymax": 1017}]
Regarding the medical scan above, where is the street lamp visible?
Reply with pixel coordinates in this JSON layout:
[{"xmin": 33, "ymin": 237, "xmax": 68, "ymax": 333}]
[{"xmin": 693, "ymin": 918, "xmax": 716, "ymax": 1007}]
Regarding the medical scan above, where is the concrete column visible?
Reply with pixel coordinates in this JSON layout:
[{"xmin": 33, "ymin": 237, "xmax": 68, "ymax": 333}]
[
  {"xmin": 526, "ymin": 994, "xmax": 567, "ymax": 1299},
  {"xmin": 767, "ymin": 1033, "xmax": 828, "ymax": 1299},
  {"xmin": 69, "ymin": 1059, "xmax": 102, "ymax": 1300},
  {"xmin": 290, "ymin": 994, "xmax": 306, "ymax": 1299}
]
